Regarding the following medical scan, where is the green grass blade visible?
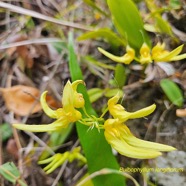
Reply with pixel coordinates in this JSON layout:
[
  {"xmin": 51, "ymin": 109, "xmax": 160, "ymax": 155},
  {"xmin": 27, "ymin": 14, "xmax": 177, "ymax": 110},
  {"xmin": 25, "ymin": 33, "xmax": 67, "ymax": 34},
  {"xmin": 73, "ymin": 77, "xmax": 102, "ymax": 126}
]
[{"xmin": 68, "ymin": 32, "xmax": 125, "ymax": 186}]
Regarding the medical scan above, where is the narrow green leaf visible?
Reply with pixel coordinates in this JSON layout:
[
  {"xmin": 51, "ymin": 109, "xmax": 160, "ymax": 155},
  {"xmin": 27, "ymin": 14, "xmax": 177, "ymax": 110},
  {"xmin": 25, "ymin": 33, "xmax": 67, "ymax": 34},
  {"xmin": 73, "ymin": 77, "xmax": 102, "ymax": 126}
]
[
  {"xmin": 88, "ymin": 88, "xmax": 104, "ymax": 103},
  {"xmin": 0, "ymin": 162, "xmax": 27, "ymax": 186},
  {"xmin": 155, "ymin": 15, "xmax": 173, "ymax": 36},
  {"xmin": 68, "ymin": 32, "xmax": 125, "ymax": 186},
  {"xmin": 160, "ymin": 79, "xmax": 183, "ymax": 107},
  {"xmin": 114, "ymin": 64, "xmax": 127, "ymax": 88},
  {"xmin": 77, "ymin": 28, "xmax": 125, "ymax": 48},
  {"xmin": 107, "ymin": 0, "xmax": 150, "ymax": 50}
]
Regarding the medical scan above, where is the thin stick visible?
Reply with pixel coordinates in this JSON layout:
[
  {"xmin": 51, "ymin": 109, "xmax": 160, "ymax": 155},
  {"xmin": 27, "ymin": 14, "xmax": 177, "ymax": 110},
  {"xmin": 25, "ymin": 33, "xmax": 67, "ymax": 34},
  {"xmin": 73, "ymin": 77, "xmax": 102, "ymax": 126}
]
[
  {"xmin": 0, "ymin": 38, "xmax": 64, "ymax": 50},
  {"xmin": 0, "ymin": 2, "xmax": 93, "ymax": 31}
]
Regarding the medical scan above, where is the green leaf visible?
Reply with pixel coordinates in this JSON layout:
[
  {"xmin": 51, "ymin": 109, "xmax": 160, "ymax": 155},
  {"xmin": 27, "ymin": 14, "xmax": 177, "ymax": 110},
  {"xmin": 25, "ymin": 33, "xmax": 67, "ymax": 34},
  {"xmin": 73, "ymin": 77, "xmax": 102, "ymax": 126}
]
[
  {"xmin": 114, "ymin": 64, "xmax": 127, "ymax": 88},
  {"xmin": 107, "ymin": 0, "xmax": 150, "ymax": 50},
  {"xmin": 77, "ymin": 28, "xmax": 125, "ymax": 48},
  {"xmin": 68, "ymin": 32, "xmax": 125, "ymax": 186},
  {"xmin": 160, "ymin": 79, "xmax": 184, "ymax": 107},
  {"xmin": 169, "ymin": 0, "xmax": 181, "ymax": 8},
  {"xmin": 0, "ymin": 162, "xmax": 27, "ymax": 186},
  {"xmin": 88, "ymin": 88, "xmax": 104, "ymax": 103},
  {"xmin": 155, "ymin": 15, "xmax": 173, "ymax": 36},
  {"xmin": 0, "ymin": 123, "xmax": 12, "ymax": 141}
]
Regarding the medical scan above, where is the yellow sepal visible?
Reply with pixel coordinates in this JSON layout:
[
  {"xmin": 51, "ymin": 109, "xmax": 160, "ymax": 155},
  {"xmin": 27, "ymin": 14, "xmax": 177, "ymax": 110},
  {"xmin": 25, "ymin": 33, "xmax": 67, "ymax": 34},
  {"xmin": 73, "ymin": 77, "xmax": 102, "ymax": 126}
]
[
  {"xmin": 40, "ymin": 91, "xmax": 58, "ymax": 119},
  {"xmin": 139, "ymin": 43, "xmax": 152, "ymax": 64},
  {"xmin": 98, "ymin": 46, "xmax": 135, "ymax": 64}
]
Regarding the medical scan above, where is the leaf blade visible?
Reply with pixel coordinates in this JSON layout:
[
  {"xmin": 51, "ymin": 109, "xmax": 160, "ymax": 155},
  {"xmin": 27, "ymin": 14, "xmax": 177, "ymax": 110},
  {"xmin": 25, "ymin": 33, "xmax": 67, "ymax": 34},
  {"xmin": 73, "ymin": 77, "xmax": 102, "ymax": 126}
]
[
  {"xmin": 160, "ymin": 79, "xmax": 183, "ymax": 107},
  {"xmin": 107, "ymin": 0, "xmax": 150, "ymax": 50},
  {"xmin": 68, "ymin": 32, "xmax": 125, "ymax": 186}
]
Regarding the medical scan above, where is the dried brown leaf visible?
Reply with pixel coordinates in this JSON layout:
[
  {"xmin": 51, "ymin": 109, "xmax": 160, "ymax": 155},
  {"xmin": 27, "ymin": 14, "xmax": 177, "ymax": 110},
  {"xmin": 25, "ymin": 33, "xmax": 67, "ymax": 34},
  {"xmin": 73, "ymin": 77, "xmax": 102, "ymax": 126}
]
[{"xmin": 0, "ymin": 85, "xmax": 59, "ymax": 116}]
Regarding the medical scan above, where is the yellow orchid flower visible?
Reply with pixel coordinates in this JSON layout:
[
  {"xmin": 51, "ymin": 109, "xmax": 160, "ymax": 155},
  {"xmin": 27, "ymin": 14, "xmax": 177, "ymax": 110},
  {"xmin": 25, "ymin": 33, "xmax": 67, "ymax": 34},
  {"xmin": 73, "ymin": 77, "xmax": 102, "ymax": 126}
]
[
  {"xmin": 104, "ymin": 118, "xmax": 176, "ymax": 159},
  {"xmin": 108, "ymin": 93, "xmax": 156, "ymax": 122},
  {"xmin": 139, "ymin": 43, "xmax": 152, "ymax": 64},
  {"xmin": 98, "ymin": 45, "xmax": 135, "ymax": 64},
  {"xmin": 38, "ymin": 147, "xmax": 87, "ymax": 174},
  {"xmin": 152, "ymin": 42, "xmax": 186, "ymax": 62},
  {"xmin": 13, "ymin": 80, "xmax": 85, "ymax": 132}
]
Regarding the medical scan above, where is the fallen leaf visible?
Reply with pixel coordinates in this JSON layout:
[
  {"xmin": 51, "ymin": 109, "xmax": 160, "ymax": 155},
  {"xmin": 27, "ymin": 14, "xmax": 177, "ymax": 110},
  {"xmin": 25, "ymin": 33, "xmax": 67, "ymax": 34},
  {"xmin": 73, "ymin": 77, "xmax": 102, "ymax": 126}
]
[{"xmin": 0, "ymin": 85, "xmax": 60, "ymax": 116}]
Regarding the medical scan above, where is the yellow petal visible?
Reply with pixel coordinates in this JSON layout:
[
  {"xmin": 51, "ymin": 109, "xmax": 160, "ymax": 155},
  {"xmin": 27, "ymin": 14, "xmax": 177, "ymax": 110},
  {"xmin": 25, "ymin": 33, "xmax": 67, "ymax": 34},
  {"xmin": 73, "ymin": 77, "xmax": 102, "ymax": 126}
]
[
  {"xmin": 108, "ymin": 94, "xmax": 156, "ymax": 122},
  {"xmin": 139, "ymin": 43, "xmax": 152, "ymax": 64},
  {"xmin": 170, "ymin": 53, "xmax": 186, "ymax": 61},
  {"xmin": 71, "ymin": 80, "xmax": 85, "ymax": 90},
  {"xmin": 152, "ymin": 42, "xmax": 166, "ymax": 60},
  {"xmin": 65, "ymin": 109, "xmax": 82, "ymax": 123},
  {"xmin": 13, "ymin": 118, "xmax": 69, "ymax": 132},
  {"xmin": 71, "ymin": 80, "xmax": 85, "ymax": 108},
  {"xmin": 98, "ymin": 46, "xmax": 135, "ymax": 64},
  {"xmin": 62, "ymin": 80, "xmax": 85, "ymax": 110},
  {"xmin": 120, "ymin": 104, "xmax": 156, "ymax": 121},
  {"xmin": 73, "ymin": 92, "xmax": 85, "ymax": 108},
  {"xmin": 117, "ymin": 123, "xmax": 176, "ymax": 152},
  {"xmin": 108, "ymin": 92, "xmax": 121, "ymax": 106},
  {"xmin": 40, "ymin": 91, "xmax": 58, "ymax": 119},
  {"xmin": 153, "ymin": 44, "xmax": 184, "ymax": 62},
  {"xmin": 62, "ymin": 81, "xmax": 74, "ymax": 111}
]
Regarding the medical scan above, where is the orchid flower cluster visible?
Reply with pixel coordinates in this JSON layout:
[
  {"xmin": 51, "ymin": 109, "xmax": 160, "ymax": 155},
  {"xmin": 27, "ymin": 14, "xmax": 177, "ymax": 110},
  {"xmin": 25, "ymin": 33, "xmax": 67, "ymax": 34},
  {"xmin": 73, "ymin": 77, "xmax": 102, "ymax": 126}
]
[
  {"xmin": 13, "ymin": 80, "xmax": 176, "ymax": 172},
  {"xmin": 98, "ymin": 42, "xmax": 186, "ymax": 64}
]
